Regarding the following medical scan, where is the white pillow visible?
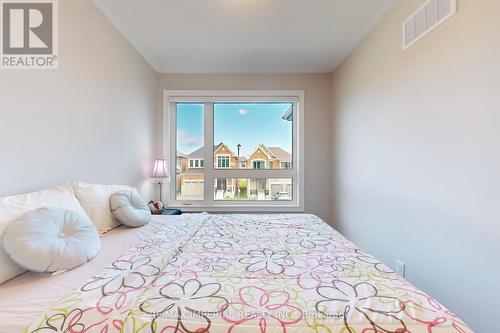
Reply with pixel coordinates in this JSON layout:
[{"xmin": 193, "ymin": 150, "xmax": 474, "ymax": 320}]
[
  {"xmin": 110, "ymin": 190, "xmax": 152, "ymax": 227},
  {"xmin": 3, "ymin": 207, "xmax": 100, "ymax": 273},
  {"xmin": 0, "ymin": 184, "xmax": 90, "ymax": 283},
  {"xmin": 70, "ymin": 182, "xmax": 133, "ymax": 234}
]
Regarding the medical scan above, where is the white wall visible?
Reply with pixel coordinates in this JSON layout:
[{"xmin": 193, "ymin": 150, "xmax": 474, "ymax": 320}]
[
  {"xmin": 158, "ymin": 74, "xmax": 333, "ymax": 222},
  {"xmin": 331, "ymin": 1, "xmax": 500, "ymax": 332},
  {"xmin": 0, "ymin": 0, "xmax": 158, "ymax": 198}
]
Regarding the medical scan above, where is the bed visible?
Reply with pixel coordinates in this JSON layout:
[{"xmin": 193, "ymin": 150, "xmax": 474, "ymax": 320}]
[{"xmin": 0, "ymin": 213, "xmax": 472, "ymax": 333}]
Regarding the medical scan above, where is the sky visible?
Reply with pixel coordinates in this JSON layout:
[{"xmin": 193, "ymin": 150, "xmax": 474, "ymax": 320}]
[{"xmin": 176, "ymin": 103, "xmax": 292, "ymax": 157}]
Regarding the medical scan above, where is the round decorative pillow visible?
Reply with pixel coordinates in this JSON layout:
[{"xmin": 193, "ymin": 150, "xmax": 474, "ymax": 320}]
[
  {"xmin": 110, "ymin": 189, "xmax": 151, "ymax": 227},
  {"xmin": 3, "ymin": 207, "xmax": 100, "ymax": 273}
]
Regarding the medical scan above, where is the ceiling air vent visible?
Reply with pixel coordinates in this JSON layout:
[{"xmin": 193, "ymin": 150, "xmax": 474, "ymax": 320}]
[{"xmin": 402, "ymin": 0, "xmax": 457, "ymax": 50}]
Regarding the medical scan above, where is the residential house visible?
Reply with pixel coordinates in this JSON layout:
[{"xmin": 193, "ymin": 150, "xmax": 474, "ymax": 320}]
[
  {"xmin": 214, "ymin": 143, "xmax": 239, "ymax": 168},
  {"xmin": 238, "ymin": 157, "xmax": 247, "ymax": 169},
  {"xmin": 176, "ymin": 147, "xmax": 205, "ymax": 200},
  {"xmin": 247, "ymin": 144, "xmax": 292, "ymax": 170},
  {"xmin": 178, "ymin": 143, "xmax": 241, "ymax": 200},
  {"xmin": 213, "ymin": 143, "xmax": 239, "ymax": 199},
  {"xmin": 175, "ymin": 151, "xmax": 188, "ymax": 194},
  {"xmin": 177, "ymin": 143, "xmax": 292, "ymax": 200},
  {"xmin": 246, "ymin": 144, "xmax": 292, "ymax": 199}
]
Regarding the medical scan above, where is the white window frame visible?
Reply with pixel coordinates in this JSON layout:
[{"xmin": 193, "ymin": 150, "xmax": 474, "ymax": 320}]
[
  {"xmin": 252, "ymin": 159, "xmax": 266, "ymax": 170},
  {"xmin": 281, "ymin": 162, "xmax": 292, "ymax": 170},
  {"xmin": 163, "ymin": 90, "xmax": 305, "ymax": 212},
  {"xmin": 216, "ymin": 154, "xmax": 231, "ymax": 168},
  {"xmin": 188, "ymin": 158, "xmax": 204, "ymax": 169}
]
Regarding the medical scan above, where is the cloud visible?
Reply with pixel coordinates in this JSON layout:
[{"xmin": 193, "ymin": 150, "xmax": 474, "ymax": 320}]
[
  {"xmin": 239, "ymin": 109, "xmax": 249, "ymax": 116},
  {"xmin": 177, "ymin": 128, "xmax": 203, "ymax": 148}
]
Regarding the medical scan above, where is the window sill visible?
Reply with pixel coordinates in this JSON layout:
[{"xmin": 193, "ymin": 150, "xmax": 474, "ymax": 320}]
[{"xmin": 166, "ymin": 204, "xmax": 304, "ymax": 213}]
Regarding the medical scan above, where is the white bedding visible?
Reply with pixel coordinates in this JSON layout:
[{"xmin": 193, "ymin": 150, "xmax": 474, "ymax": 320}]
[{"xmin": 0, "ymin": 215, "xmax": 175, "ymax": 333}]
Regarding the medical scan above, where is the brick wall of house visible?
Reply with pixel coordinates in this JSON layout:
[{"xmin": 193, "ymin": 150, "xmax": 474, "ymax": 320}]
[
  {"xmin": 214, "ymin": 145, "xmax": 239, "ymax": 168},
  {"xmin": 248, "ymin": 148, "xmax": 270, "ymax": 168},
  {"xmin": 180, "ymin": 174, "xmax": 204, "ymax": 182}
]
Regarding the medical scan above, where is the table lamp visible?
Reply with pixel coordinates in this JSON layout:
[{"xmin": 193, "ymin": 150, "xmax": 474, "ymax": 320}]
[{"xmin": 152, "ymin": 159, "xmax": 169, "ymax": 202}]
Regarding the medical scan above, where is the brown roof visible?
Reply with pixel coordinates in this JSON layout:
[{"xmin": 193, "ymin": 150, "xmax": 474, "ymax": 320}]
[
  {"xmin": 187, "ymin": 143, "xmax": 290, "ymax": 162},
  {"xmin": 267, "ymin": 146, "xmax": 291, "ymax": 162},
  {"xmin": 257, "ymin": 144, "xmax": 275, "ymax": 159}
]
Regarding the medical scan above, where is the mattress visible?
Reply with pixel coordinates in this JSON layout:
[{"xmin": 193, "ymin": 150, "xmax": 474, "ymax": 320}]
[
  {"xmin": 0, "ymin": 215, "xmax": 177, "ymax": 333},
  {"xmin": 3, "ymin": 213, "xmax": 473, "ymax": 333}
]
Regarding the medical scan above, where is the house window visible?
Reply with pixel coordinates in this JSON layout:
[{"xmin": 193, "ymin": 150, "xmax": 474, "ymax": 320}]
[
  {"xmin": 217, "ymin": 156, "xmax": 230, "ymax": 168},
  {"xmin": 188, "ymin": 159, "xmax": 204, "ymax": 169},
  {"xmin": 167, "ymin": 90, "xmax": 304, "ymax": 211},
  {"xmin": 253, "ymin": 160, "xmax": 265, "ymax": 169}
]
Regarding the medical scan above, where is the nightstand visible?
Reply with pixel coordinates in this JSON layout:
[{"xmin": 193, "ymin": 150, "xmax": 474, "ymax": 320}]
[{"xmin": 161, "ymin": 209, "xmax": 182, "ymax": 215}]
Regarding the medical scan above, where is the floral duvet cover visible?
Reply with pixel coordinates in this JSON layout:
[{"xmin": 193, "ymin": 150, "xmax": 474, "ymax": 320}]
[{"xmin": 28, "ymin": 213, "xmax": 473, "ymax": 333}]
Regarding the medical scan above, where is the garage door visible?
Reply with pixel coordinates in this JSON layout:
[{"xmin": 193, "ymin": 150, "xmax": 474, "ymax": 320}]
[
  {"xmin": 270, "ymin": 184, "xmax": 284, "ymax": 197},
  {"xmin": 181, "ymin": 180, "xmax": 204, "ymax": 200}
]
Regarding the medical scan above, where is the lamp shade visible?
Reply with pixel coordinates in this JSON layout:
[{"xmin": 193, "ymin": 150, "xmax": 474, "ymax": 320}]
[{"xmin": 152, "ymin": 159, "xmax": 169, "ymax": 179}]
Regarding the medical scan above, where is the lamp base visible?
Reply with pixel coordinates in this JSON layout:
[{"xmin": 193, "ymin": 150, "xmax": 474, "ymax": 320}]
[{"xmin": 158, "ymin": 182, "xmax": 163, "ymax": 203}]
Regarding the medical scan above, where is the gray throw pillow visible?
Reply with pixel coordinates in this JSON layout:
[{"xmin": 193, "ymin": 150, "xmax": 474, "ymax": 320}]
[
  {"xmin": 110, "ymin": 189, "xmax": 151, "ymax": 227},
  {"xmin": 3, "ymin": 207, "xmax": 100, "ymax": 273}
]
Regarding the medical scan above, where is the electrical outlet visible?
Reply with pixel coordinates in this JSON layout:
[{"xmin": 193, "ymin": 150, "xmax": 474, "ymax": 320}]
[{"xmin": 396, "ymin": 260, "xmax": 406, "ymax": 277}]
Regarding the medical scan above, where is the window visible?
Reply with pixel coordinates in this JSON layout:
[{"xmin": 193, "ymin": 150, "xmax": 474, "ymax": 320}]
[
  {"xmin": 188, "ymin": 159, "xmax": 204, "ymax": 169},
  {"xmin": 253, "ymin": 160, "xmax": 265, "ymax": 169},
  {"xmin": 176, "ymin": 104, "xmax": 204, "ymax": 201},
  {"xmin": 165, "ymin": 90, "xmax": 304, "ymax": 211},
  {"xmin": 214, "ymin": 178, "xmax": 292, "ymax": 201},
  {"xmin": 217, "ymin": 155, "xmax": 230, "ymax": 168}
]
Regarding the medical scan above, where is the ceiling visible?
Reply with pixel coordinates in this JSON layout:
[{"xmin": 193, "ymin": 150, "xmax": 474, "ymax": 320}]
[{"xmin": 94, "ymin": 0, "xmax": 395, "ymax": 73}]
